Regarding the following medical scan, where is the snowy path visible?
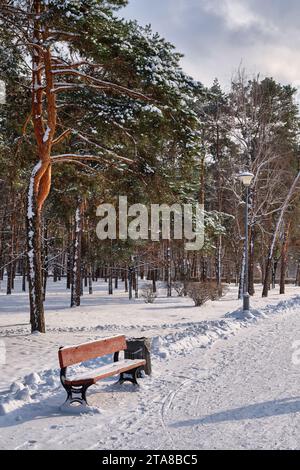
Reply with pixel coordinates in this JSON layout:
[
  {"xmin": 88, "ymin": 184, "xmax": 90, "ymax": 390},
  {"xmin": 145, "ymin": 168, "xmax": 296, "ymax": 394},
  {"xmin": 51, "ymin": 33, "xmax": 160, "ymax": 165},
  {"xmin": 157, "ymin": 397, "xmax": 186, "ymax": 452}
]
[
  {"xmin": 1, "ymin": 304, "xmax": 300, "ymax": 449},
  {"xmin": 92, "ymin": 310, "xmax": 300, "ymax": 450}
]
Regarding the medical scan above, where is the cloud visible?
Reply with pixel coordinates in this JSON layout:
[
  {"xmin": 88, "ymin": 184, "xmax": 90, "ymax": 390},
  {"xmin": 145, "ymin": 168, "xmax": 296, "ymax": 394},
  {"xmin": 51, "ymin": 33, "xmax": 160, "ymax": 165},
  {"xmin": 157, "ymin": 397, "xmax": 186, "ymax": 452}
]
[
  {"xmin": 201, "ymin": 0, "xmax": 270, "ymax": 31},
  {"xmin": 120, "ymin": 0, "xmax": 300, "ymax": 88}
]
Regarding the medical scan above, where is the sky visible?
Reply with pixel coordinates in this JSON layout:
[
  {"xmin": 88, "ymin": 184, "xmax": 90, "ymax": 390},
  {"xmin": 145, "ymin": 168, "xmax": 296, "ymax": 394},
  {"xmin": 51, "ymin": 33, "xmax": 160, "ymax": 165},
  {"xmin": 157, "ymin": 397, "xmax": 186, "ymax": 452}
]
[{"xmin": 120, "ymin": 0, "xmax": 300, "ymax": 92}]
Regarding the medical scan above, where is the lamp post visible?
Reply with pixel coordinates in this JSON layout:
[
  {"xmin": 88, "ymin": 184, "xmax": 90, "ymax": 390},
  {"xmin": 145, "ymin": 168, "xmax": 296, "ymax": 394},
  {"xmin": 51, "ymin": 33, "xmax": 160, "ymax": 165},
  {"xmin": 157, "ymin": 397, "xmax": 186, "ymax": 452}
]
[{"xmin": 238, "ymin": 171, "xmax": 254, "ymax": 312}]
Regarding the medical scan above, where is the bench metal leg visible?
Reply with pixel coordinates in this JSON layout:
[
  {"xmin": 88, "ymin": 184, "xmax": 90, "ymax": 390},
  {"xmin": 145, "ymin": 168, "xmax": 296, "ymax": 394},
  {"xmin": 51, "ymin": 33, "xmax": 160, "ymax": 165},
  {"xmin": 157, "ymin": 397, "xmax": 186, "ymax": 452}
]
[
  {"xmin": 60, "ymin": 367, "xmax": 92, "ymax": 407},
  {"xmin": 118, "ymin": 367, "xmax": 140, "ymax": 386},
  {"xmin": 63, "ymin": 383, "xmax": 91, "ymax": 406}
]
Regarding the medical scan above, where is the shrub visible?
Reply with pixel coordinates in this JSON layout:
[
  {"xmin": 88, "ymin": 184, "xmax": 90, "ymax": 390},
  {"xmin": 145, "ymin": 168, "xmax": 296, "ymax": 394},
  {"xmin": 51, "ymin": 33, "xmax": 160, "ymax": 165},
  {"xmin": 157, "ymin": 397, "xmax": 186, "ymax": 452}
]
[
  {"xmin": 186, "ymin": 281, "xmax": 224, "ymax": 306},
  {"xmin": 173, "ymin": 281, "xmax": 186, "ymax": 297},
  {"xmin": 186, "ymin": 283, "xmax": 210, "ymax": 306},
  {"xmin": 141, "ymin": 284, "xmax": 157, "ymax": 303}
]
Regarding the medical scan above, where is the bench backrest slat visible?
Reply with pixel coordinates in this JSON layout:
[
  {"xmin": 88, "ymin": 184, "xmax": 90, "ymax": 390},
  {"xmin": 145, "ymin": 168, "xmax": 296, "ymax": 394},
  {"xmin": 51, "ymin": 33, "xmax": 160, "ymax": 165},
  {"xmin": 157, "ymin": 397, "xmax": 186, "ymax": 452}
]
[{"xmin": 58, "ymin": 335, "xmax": 127, "ymax": 367}]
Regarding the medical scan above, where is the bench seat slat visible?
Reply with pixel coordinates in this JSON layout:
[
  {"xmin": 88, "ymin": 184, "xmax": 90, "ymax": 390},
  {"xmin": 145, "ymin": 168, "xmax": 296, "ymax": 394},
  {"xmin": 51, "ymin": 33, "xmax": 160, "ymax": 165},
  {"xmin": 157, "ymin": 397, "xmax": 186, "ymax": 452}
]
[
  {"xmin": 65, "ymin": 359, "xmax": 146, "ymax": 386},
  {"xmin": 59, "ymin": 335, "xmax": 127, "ymax": 367}
]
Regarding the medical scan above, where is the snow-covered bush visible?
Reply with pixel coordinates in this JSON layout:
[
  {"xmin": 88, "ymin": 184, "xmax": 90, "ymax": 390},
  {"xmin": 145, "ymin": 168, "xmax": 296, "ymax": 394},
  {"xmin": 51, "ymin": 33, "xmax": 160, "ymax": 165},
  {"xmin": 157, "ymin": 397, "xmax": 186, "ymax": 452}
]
[
  {"xmin": 186, "ymin": 282, "xmax": 222, "ymax": 306},
  {"xmin": 173, "ymin": 281, "xmax": 186, "ymax": 297},
  {"xmin": 141, "ymin": 284, "xmax": 157, "ymax": 303}
]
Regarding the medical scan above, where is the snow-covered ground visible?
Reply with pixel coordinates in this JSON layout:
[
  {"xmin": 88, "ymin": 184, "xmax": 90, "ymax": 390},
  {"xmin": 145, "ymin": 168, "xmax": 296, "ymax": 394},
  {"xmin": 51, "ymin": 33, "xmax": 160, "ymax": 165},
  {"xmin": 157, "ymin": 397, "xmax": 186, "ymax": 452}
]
[{"xmin": 1, "ymin": 277, "xmax": 300, "ymax": 449}]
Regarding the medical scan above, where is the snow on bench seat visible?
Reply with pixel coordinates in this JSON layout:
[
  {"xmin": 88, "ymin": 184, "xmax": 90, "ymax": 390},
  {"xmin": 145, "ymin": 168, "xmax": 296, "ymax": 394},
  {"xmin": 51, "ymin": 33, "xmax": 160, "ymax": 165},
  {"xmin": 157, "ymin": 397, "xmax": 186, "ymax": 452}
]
[{"xmin": 65, "ymin": 359, "xmax": 146, "ymax": 386}]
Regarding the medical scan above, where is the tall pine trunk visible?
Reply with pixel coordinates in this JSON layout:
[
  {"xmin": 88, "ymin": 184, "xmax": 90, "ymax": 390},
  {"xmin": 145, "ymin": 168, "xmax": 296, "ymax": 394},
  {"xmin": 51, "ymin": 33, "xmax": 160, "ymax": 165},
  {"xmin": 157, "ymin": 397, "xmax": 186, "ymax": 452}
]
[
  {"xmin": 88, "ymin": 265, "xmax": 93, "ymax": 295},
  {"xmin": 27, "ymin": 165, "xmax": 45, "ymax": 332},
  {"xmin": 66, "ymin": 219, "xmax": 72, "ymax": 289},
  {"xmin": 6, "ymin": 194, "xmax": 16, "ymax": 295},
  {"xmin": 70, "ymin": 202, "xmax": 83, "ymax": 307},
  {"xmin": 272, "ymin": 258, "xmax": 278, "ymax": 289},
  {"xmin": 262, "ymin": 252, "xmax": 272, "ymax": 297},
  {"xmin": 216, "ymin": 235, "xmax": 222, "ymax": 296},
  {"xmin": 279, "ymin": 221, "xmax": 291, "ymax": 294},
  {"xmin": 295, "ymin": 262, "xmax": 300, "ymax": 286}
]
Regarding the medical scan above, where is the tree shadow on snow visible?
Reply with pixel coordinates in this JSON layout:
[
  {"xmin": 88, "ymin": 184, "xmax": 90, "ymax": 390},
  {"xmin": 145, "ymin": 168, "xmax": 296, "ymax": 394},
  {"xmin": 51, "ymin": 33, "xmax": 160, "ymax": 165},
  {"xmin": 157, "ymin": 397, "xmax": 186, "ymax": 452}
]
[
  {"xmin": 0, "ymin": 322, "xmax": 29, "ymax": 328},
  {"xmin": 143, "ymin": 305, "xmax": 194, "ymax": 310},
  {"xmin": 170, "ymin": 397, "xmax": 300, "ymax": 427}
]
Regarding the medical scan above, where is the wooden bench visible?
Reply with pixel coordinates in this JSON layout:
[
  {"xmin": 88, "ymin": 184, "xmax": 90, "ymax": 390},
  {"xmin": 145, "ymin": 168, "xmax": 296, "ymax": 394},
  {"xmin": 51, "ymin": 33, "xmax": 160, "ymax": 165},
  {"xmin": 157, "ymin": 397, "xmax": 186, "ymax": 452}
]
[{"xmin": 58, "ymin": 335, "xmax": 146, "ymax": 408}]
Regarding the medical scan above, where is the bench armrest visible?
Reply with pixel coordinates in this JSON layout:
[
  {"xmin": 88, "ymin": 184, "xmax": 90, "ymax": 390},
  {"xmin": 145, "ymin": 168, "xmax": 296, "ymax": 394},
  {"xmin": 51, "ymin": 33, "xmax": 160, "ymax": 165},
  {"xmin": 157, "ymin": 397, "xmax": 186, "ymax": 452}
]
[
  {"xmin": 60, "ymin": 366, "xmax": 68, "ymax": 386},
  {"xmin": 113, "ymin": 351, "xmax": 119, "ymax": 362},
  {"xmin": 114, "ymin": 347, "xmax": 143, "ymax": 362}
]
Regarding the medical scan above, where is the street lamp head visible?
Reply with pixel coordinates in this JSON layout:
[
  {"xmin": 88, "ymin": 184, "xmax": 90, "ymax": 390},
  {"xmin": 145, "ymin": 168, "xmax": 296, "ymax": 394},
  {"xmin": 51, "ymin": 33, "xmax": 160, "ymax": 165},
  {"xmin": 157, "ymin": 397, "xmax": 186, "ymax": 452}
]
[{"xmin": 238, "ymin": 171, "xmax": 254, "ymax": 187}]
